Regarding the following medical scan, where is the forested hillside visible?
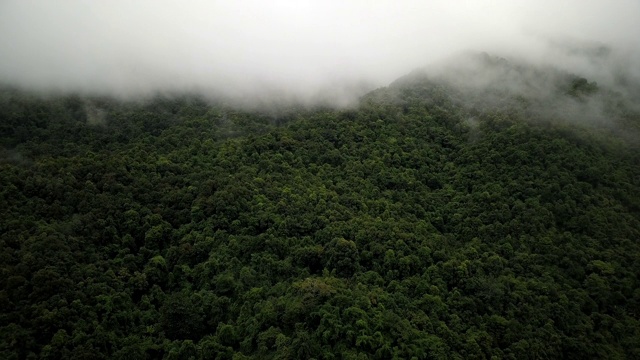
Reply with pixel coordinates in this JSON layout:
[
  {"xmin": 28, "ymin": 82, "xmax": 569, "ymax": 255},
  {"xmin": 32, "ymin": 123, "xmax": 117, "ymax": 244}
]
[{"xmin": 1, "ymin": 57, "xmax": 640, "ymax": 359}]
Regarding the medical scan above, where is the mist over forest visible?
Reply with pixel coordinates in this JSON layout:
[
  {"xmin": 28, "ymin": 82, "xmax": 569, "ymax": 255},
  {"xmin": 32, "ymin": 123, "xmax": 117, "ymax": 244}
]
[
  {"xmin": 1, "ymin": 0, "xmax": 639, "ymax": 105},
  {"xmin": 2, "ymin": 1, "xmax": 640, "ymax": 359}
]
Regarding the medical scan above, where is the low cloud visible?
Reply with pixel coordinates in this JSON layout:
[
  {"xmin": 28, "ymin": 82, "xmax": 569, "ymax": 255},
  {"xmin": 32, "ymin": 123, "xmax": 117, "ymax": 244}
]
[{"xmin": 0, "ymin": 0, "xmax": 638, "ymax": 105}]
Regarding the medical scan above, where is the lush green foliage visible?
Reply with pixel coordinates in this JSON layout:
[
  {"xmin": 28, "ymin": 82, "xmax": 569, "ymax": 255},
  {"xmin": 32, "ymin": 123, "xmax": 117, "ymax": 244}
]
[{"xmin": 1, "ymin": 67, "xmax": 640, "ymax": 359}]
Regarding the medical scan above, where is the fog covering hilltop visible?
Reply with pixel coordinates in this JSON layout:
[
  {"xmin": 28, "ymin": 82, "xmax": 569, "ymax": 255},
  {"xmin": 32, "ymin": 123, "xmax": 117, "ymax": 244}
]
[
  {"xmin": 1, "ymin": 1, "xmax": 639, "ymax": 107},
  {"xmin": 364, "ymin": 51, "xmax": 640, "ymax": 141}
]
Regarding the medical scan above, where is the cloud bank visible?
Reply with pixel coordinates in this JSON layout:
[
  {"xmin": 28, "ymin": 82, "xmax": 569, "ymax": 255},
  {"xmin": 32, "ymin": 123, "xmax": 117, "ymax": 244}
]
[{"xmin": 0, "ymin": 0, "xmax": 639, "ymax": 104}]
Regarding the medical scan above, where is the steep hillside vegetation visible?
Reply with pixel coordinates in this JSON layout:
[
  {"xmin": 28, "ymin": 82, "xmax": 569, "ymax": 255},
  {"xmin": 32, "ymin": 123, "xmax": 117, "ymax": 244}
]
[{"xmin": 1, "ymin": 59, "xmax": 640, "ymax": 359}]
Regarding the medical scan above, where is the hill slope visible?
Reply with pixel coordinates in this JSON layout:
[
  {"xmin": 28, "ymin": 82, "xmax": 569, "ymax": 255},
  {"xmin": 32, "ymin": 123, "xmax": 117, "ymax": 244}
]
[{"xmin": 1, "ymin": 58, "xmax": 640, "ymax": 359}]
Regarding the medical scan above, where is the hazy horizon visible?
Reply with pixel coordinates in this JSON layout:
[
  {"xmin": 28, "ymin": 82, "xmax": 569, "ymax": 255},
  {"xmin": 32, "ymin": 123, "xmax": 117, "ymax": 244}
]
[{"xmin": 1, "ymin": 0, "xmax": 639, "ymax": 105}]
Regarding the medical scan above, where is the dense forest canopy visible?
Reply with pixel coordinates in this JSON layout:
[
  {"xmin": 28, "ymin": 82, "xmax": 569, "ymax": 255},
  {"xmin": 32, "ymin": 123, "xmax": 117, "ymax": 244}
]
[{"xmin": 1, "ymin": 55, "xmax": 640, "ymax": 359}]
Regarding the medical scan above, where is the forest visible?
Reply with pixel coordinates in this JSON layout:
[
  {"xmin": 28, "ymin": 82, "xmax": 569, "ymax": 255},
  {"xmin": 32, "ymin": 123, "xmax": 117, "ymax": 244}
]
[{"xmin": 1, "ymin": 55, "xmax": 640, "ymax": 359}]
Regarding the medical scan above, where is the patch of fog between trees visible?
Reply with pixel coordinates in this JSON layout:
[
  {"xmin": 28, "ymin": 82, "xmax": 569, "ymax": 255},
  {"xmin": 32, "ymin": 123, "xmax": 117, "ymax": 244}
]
[
  {"xmin": 84, "ymin": 101, "xmax": 108, "ymax": 126},
  {"xmin": 0, "ymin": 148, "xmax": 32, "ymax": 165}
]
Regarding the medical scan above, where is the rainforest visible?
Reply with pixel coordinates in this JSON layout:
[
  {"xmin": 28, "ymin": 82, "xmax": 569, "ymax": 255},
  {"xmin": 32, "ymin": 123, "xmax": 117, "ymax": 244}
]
[{"xmin": 1, "ymin": 53, "xmax": 640, "ymax": 359}]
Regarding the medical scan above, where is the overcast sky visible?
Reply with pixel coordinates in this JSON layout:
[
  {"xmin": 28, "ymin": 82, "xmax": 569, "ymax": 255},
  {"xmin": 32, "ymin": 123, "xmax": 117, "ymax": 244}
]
[{"xmin": 0, "ymin": 0, "xmax": 638, "ymax": 102}]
